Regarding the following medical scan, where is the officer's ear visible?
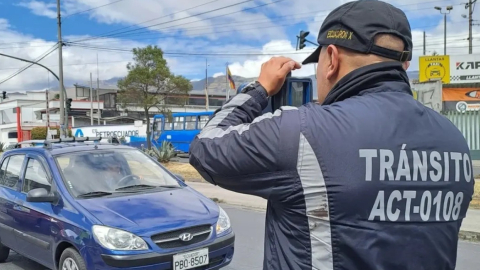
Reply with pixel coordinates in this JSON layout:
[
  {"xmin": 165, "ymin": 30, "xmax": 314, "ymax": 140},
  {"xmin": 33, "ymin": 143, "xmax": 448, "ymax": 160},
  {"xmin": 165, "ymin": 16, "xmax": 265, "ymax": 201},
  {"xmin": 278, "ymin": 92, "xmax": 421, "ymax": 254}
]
[
  {"xmin": 325, "ymin": 45, "xmax": 340, "ymax": 80},
  {"xmin": 402, "ymin": 61, "xmax": 410, "ymax": 71}
]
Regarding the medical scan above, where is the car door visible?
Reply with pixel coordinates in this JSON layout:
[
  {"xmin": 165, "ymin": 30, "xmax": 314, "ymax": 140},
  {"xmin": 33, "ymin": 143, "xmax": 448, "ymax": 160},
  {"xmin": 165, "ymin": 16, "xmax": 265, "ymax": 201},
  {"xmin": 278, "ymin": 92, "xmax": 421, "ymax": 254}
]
[
  {"xmin": 12, "ymin": 154, "xmax": 56, "ymax": 268},
  {"xmin": 0, "ymin": 154, "xmax": 26, "ymax": 252}
]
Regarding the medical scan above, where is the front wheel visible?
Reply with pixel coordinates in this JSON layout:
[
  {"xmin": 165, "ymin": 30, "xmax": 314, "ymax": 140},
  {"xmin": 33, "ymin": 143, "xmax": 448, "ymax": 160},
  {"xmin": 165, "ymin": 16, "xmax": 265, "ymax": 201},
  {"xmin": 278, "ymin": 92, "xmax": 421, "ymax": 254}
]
[
  {"xmin": 59, "ymin": 247, "xmax": 86, "ymax": 270},
  {"xmin": 0, "ymin": 242, "xmax": 9, "ymax": 262}
]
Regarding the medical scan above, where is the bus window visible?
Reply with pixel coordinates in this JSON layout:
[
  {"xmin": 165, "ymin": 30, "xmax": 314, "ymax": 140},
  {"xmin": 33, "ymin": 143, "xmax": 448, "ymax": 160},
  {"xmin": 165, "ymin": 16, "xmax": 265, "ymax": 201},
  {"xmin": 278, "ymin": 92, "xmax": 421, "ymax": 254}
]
[
  {"xmin": 198, "ymin": 115, "xmax": 210, "ymax": 129},
  {"xmin": 173, "ymin": 117, "xmax": 185, "ymax": 130},
  {"xmin": 185, "ymin": 116, "xmax": 197, "ymax": 130},
  {"xmin": 164, "ymin": 117, "xmax": 173, "ymax": 131},
  {"xmin": 153, "ymin": 118, "xmax": 162, "ymax": 132}
]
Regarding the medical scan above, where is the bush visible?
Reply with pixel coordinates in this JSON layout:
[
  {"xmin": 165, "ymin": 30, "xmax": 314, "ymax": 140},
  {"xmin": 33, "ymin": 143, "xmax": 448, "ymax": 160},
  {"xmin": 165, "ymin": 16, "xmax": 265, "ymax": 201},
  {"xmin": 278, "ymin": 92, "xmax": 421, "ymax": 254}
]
[
  {"xmin": 142, "ymin": 141, "xmax": 176, "ymax": 163},
  {"xmin": 0, "ymin": 141, "xmax": 5, "ymax": 152},
  {"xmin": 31, "ymin": 127, "xmax": 72, "ymax": 140}
]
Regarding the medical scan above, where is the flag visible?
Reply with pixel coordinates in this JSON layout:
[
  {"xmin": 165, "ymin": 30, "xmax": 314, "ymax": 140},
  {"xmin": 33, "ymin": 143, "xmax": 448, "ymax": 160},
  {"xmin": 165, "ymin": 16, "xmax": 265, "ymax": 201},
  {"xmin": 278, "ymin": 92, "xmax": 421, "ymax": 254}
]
[{"xmin": 227, "ymin": 67, "xmax": 236, "ymax": 89}]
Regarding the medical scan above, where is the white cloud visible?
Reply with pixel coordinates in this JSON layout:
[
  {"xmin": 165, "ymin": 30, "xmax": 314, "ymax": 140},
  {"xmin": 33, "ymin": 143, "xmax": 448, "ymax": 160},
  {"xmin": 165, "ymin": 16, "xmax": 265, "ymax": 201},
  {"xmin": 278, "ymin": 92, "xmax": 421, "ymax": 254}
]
[
  {"xmin": 3, "ymin": 0, "xmax": 480, "ymax": 92},
  {"xmin": 17, "ymin": 1, "xmax": 57, "ymax": 19},
  {"xmin": 18, "ymin": 0, "xmax": 287, "ymax": 41},
  {"xmin": 213, "ymin": 72, "xmax": 224, "ymax": 78}
]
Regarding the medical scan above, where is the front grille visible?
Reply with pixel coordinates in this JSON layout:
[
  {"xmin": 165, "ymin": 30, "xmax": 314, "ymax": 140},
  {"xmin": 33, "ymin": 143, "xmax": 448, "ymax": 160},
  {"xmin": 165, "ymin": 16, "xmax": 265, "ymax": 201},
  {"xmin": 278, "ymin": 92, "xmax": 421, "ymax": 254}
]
[{"xmin": 151, "ymin": 225, "xmax": 212, "ymax": 249}]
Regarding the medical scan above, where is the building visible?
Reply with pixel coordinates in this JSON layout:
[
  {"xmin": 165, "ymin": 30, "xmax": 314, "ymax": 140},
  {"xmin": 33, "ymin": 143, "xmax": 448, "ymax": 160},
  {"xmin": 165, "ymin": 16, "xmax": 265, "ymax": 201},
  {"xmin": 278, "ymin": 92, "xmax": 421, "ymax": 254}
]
[{"xmin": 0, "ymin": 83, "xmax": 232, "ymax": 145}]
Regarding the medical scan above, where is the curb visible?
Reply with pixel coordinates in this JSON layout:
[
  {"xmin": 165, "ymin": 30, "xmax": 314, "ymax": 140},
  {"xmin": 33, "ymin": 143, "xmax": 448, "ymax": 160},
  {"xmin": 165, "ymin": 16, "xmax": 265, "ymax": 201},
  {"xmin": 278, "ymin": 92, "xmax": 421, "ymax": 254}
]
[{"xmin": 459, "ymin": 230, "xmax": 480, "ymax": 243}]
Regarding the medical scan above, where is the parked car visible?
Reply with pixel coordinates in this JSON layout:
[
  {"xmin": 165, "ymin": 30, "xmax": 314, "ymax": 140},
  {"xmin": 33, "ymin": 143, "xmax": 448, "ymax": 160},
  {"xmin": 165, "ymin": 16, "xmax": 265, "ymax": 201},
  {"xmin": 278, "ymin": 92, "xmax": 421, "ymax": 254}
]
[{"xmin": 0, "ymin": 138, "xmax": 235, "ymax": 270}]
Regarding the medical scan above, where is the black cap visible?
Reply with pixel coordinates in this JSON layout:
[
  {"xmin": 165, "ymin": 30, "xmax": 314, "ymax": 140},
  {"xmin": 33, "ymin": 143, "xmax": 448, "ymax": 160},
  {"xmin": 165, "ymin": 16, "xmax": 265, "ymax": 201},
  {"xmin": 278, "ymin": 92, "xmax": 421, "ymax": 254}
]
[{"xmin": 302, "ymin": 0, "xmax": 413, "ymax": 65}]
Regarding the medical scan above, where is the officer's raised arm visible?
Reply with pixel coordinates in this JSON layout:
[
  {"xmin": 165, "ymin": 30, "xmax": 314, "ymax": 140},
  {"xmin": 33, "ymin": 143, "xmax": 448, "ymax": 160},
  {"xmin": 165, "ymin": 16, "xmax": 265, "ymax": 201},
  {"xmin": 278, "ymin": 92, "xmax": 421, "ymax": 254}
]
[{"xmin": 189, "ymin": 57, "xmax": 301, "ymax": 200}]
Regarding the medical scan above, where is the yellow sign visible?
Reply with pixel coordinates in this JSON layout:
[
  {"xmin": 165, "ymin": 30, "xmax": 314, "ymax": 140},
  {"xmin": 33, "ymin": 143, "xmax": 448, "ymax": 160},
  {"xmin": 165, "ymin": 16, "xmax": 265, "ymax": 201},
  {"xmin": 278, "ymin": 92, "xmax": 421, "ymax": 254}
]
[{"xmin": 419, "ymin": 55, "xmax": 450, "ymax": 84}]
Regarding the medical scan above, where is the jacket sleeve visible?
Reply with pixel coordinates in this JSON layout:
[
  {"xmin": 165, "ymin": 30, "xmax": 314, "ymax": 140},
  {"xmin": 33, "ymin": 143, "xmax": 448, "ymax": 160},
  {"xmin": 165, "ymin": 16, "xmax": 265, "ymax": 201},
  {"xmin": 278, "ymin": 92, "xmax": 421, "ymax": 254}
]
[{"xmin": 188, "ymin": 84, "xmax": 301, "ymax": 200}]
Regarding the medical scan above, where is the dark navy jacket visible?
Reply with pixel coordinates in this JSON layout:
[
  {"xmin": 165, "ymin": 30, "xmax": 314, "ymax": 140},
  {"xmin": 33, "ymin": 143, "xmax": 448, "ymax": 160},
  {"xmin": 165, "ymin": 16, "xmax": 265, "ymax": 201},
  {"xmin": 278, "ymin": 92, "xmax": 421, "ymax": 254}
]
[{"xmin": 189, "ymin": 62, "xmax": 475, "ymax": 270}]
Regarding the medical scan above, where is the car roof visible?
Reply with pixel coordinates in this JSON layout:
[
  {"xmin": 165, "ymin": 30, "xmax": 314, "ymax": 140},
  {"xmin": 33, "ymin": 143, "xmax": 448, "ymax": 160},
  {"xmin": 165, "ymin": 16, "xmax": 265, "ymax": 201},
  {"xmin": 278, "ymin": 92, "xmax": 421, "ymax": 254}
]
[{"xmin": 3, "ymin": 142, "xmax": 137, "ymax": 157}]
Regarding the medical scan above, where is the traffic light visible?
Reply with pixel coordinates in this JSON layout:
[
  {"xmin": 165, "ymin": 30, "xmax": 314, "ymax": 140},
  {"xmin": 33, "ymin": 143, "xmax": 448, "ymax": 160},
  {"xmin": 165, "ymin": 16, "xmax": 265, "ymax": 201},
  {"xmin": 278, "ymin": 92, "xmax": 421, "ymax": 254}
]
[
  {"xmin": 298, "ymin": 30, "xmax": 310, "ymax": 50},
  {"xmin": 66, "ymin": 98, "xmax": 72, "ymax": 112},
  {"xmin": 2, "ymin": 91, "xmax": 6, "ymax": 99}
]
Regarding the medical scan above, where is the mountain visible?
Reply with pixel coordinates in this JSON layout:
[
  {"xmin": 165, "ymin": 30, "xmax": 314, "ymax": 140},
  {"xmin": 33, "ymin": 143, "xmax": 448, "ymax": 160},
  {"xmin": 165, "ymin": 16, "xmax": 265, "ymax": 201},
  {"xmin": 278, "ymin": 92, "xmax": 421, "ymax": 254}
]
[{"xmin": 99, "ymin": 70, "xmax": 419, "ymax": 94}]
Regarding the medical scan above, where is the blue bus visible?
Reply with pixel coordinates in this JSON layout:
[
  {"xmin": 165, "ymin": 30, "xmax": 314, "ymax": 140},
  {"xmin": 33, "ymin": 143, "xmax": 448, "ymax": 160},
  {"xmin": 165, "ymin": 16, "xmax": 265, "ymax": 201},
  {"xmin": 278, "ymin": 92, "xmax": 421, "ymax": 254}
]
[
  {"xmin": 151, "ymin": 77, "xmax": 314, "ymax": 153},
  {"xmin": 151, "ymin": 111, "xmax": 214, "ymax": 153}
]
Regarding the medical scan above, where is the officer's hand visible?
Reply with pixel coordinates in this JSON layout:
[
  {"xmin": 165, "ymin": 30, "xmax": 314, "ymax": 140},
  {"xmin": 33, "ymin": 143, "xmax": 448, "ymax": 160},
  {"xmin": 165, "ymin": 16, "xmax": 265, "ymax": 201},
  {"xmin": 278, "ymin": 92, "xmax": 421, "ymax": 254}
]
[{"xmin": 258, "ymin": 57, "xmax": 301, "ymax": 96}]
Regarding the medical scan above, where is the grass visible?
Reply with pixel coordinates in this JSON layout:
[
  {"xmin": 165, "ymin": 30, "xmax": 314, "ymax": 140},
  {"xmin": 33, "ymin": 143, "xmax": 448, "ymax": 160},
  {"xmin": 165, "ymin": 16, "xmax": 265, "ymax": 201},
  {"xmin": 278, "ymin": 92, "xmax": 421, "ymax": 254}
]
[
  {"xmin": 472, "ymin": 182, "xmax": 480, "ymax": 210},
  {"xmin": 161, "ymin": 162, "xmax": 204, "ymax": 181}
]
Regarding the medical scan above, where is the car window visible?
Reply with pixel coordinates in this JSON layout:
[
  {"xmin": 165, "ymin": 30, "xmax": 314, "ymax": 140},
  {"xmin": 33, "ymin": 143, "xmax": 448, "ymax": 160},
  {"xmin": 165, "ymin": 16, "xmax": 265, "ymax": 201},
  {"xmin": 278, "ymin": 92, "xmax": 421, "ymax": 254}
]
[
  {"xmin": 0, "ymin": 157, "xmax": 10, "ymax": 186},
  {"xmin": 23, "ymin": 158, "xmax": 51, "ymax": 193},
  {"xmin": 55, "ymin": 149, "xmax": 180, "ymax": 197},
  {"xmin": 1, "ymin": 155, "xmax": 25, "ymax": 189}
]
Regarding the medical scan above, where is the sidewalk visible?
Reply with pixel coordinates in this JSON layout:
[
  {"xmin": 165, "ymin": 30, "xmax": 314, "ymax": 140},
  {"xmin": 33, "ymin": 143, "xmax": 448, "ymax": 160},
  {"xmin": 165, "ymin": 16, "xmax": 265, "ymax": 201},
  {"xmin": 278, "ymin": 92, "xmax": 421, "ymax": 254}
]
[{"xmin": 186, "ymin": 182, "xmax": 480, "ymax": 238}]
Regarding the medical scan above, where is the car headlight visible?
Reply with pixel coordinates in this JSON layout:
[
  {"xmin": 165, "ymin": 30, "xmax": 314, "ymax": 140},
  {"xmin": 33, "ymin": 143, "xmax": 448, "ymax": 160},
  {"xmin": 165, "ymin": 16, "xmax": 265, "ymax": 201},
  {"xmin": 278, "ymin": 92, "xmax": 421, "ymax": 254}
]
[
  {"xmin": 92, "ymin": 225, "xmax": 148, "ymax": 251},
  {"xmin": 216, "ymin": 206, "xmax": 231, "ymax": 235}
]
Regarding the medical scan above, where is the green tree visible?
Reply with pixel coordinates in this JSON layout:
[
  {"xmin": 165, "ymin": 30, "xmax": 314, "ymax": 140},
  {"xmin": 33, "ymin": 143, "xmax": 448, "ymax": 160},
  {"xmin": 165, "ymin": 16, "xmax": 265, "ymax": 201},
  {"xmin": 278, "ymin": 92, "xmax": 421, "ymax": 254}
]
[{"xmin": 117, "ymin": 45, "xmax": 192, "ymax": 149}]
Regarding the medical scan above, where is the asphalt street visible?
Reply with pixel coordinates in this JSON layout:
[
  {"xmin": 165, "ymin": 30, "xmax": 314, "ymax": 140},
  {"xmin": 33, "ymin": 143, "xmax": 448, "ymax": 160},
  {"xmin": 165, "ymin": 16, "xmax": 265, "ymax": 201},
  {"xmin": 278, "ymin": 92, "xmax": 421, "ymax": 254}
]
[{"xmin": 2, "ymin": 205, "xmax": 479, "ymax": 270}]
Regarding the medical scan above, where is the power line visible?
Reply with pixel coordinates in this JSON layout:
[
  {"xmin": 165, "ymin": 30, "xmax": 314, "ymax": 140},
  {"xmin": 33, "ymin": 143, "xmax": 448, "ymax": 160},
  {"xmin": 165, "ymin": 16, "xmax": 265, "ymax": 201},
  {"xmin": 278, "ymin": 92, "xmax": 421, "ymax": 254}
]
[
  {"xmin": 68, "ymin": 0, "xmax": 279, "ymax": 43},
  {"xmin": 0, "ymin": 44, "xmax": 58, "ymax": 85},
  {"xmin": 68, "ymin": 2, "xmax": 465, "ymax": 44},
  {"xmin": 82, "ymin": 0, "xmax": 222, "ymax": 37},
  {"xmin": 63, "ymin": 0, "xmax": 128, "ymax": 19}
]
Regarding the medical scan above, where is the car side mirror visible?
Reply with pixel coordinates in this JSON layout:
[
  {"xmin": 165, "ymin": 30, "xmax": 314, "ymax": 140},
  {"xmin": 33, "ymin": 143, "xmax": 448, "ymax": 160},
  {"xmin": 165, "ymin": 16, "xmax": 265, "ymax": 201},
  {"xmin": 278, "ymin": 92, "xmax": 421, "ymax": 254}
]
[
  {"xmin": 174, "ymin": 174, "xmax": 185, "ymax": 182},
  {"xmin": 26, "ymin": 188, "xmax": 59, "ymax": 204}
]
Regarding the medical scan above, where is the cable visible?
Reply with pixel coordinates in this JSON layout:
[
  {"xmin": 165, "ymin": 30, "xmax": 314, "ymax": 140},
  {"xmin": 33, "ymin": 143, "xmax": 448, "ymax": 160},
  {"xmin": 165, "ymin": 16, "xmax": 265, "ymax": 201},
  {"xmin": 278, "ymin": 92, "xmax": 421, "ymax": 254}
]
[
  {"xmin": 81, "ymin": 0, "xmax": 222, "ymax": 37},
  {"xmin": 0, "ymin": 44, "xmax": 58, "ymax": 85},
  {"xmin": 63, "ymin": 0, "xmax": 128, "ymax": 19},
  {"xmin": 68, "ymin": 0, "xmax": 457, "ymax": 43},
  {"xmin": 69, "ymin": 0, "xmax": 259, "ymax": 43}
]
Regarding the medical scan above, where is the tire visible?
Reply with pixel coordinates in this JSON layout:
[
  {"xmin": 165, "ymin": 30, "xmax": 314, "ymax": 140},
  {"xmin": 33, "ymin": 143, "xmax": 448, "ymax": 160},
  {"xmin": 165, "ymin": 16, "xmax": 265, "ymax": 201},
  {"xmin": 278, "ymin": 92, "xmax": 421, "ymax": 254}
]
[
  {"xmin": 0, "ymin": 242, "xmax": 9, "ymax": 263},
  {"xmin": 59, "ymin": 247, "xmax": 86, "ymax": 270}
]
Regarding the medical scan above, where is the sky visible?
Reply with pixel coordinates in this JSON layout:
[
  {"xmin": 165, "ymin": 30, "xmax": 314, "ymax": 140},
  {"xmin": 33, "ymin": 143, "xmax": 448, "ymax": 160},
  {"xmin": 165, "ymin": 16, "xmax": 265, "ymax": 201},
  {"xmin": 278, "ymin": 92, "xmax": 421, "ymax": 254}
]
[{"xmin": 0, "ymin": 0, "xmax": 477, "ymax": 91}]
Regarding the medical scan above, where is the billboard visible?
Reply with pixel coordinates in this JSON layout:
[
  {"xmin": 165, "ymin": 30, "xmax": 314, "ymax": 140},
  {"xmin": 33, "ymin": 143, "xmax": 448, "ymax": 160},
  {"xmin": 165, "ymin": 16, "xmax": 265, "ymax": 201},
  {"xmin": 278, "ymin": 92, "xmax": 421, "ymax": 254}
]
[
  {"xmin": 411, "ymin": 80, "xmax": 443, "ymax": 112},
  {"xmin": 449, "ymin": 54, "xmax": 480, "ymax": 84},
  {"xmin": 419, "ymin": 54, "xmax": 480, "ymax": 84},
  {"xmin": 442, "ymin": 87, "xmax": 480, "ymax": 112},
  {"xmin": 419, "ymin": 55, "xmax": 450, "ymax": 84}
]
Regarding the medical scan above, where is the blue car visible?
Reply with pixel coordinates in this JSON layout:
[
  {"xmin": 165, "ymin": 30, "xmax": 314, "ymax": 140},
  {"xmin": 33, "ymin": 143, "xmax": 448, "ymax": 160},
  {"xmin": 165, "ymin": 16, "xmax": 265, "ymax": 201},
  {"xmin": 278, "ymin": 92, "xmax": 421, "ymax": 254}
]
[{"xmin": 0, "ymin": 138, "xmax": 234, "ymax": 270}]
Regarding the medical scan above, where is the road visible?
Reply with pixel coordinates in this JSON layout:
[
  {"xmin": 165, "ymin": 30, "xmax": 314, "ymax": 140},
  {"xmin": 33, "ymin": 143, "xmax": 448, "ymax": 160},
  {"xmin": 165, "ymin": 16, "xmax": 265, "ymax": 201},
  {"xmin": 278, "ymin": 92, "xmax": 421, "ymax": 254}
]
[{"xmin": 2, "ymin": 205, "xmax": 479, "ymax": 270}]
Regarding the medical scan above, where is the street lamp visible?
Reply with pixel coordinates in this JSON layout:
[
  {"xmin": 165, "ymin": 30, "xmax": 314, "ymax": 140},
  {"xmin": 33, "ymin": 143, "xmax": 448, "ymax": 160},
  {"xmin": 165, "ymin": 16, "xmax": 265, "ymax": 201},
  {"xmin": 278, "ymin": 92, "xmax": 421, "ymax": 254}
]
[{"xmin": 435, "ymin": 5, "xmax": 453, "ymax": 55}]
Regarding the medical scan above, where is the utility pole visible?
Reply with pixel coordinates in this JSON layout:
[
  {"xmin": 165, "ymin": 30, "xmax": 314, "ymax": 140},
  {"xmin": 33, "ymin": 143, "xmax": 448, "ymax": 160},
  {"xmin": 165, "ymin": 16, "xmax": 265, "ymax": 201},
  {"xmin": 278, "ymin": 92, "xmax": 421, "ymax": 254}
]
[
  {"xmin": 46, "ymin": 89, "xmax": 50, "ymax": 139},
  {"xmin": 423, "ymin": 31, "xmax": 426, "ymax": 55},
  {"xmin": 90, "ymin": 73, "xmax": 93, "ymax": 125},
  {"xmin": 97, "ymin": 53, "xmax": 100, "ymax": 125},
  {"xmin": 466, "ymin": 0, "xmax": 477, "ymax": 54},
  {"xmin": 57, "ymin": 0, "xmax": 66, "ymax": 138}
]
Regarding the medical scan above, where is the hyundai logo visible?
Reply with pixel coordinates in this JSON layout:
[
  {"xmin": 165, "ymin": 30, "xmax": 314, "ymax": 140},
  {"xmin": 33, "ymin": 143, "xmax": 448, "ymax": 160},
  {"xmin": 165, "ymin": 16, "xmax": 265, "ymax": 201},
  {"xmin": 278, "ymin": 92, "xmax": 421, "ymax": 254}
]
[{"xmin": 179, "ymin": 233, "xmax": 193, "ymax": 242}]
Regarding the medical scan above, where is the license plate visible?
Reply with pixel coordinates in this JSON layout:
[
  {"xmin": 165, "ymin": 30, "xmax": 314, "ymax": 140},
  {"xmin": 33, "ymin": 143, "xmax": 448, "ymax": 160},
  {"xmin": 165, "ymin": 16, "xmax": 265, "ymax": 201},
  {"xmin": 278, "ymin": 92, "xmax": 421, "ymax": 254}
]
[{"xmin": 172, "ymin": 248, "xmax": 209, "ymax": 270}]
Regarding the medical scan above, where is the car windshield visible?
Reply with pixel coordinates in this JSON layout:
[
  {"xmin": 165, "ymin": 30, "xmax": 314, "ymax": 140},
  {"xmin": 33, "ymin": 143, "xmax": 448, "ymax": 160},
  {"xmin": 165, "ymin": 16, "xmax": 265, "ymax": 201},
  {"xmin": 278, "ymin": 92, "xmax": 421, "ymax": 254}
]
[{"xmin": 55, "ymin": 148, "xmax": 181, "ymax": 198}]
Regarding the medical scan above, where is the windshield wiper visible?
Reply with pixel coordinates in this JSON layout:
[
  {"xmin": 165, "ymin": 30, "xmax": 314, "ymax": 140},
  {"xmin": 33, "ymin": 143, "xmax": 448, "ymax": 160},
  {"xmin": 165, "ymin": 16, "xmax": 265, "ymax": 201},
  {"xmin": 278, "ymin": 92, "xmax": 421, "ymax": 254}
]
[
  {"xmin": 115, "ymin": 184, "xmax": 179, "ymax": 191},
  {"xmin": 77, "ymin": 191, "xmax": 114, "ymax": 198},
  {"xmin": 115, "ymin": 184, "xmax": 158, "ymax": 191}
]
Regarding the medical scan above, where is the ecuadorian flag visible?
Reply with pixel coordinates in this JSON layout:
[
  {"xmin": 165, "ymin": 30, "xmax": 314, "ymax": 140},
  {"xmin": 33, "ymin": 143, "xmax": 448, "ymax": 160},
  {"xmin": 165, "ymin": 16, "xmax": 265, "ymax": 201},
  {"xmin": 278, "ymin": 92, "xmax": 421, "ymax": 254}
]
[{"xmin": 227, "ymin": 67, "xmax": 236, "ymax": 89}]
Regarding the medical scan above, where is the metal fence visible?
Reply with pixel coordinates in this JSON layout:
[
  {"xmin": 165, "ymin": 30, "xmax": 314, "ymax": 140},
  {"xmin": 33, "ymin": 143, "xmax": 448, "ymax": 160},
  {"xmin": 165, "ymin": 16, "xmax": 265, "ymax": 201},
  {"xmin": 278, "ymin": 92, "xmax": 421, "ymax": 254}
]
[{"xmin": 442, "ymin": 110, "xmax": 480, "ymax": 159}]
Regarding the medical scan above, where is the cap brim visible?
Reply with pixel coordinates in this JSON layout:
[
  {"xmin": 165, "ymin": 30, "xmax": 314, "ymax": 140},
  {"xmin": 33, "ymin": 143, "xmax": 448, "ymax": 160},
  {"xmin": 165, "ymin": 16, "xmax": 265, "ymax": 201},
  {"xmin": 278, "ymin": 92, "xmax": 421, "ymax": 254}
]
[{"xmin": 302, "ymin": 46, "xmax": 321, "ymax": 65}]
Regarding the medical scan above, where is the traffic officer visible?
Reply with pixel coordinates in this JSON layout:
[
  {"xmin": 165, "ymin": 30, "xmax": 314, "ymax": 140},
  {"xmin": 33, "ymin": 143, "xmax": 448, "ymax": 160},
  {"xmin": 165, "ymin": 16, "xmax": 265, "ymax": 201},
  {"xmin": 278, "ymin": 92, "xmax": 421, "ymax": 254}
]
[{"xmin": 189, "ymin": 1, "xmax": 475, "ymax": 269}]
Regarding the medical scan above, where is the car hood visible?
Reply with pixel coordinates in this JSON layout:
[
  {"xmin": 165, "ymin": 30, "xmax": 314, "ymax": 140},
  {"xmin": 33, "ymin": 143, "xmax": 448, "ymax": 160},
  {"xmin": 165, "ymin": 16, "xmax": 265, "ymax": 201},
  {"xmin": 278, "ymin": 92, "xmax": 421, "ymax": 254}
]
[{"xmin": 76, "ymin": 186, "xmax": 219, "ymax": 236}]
